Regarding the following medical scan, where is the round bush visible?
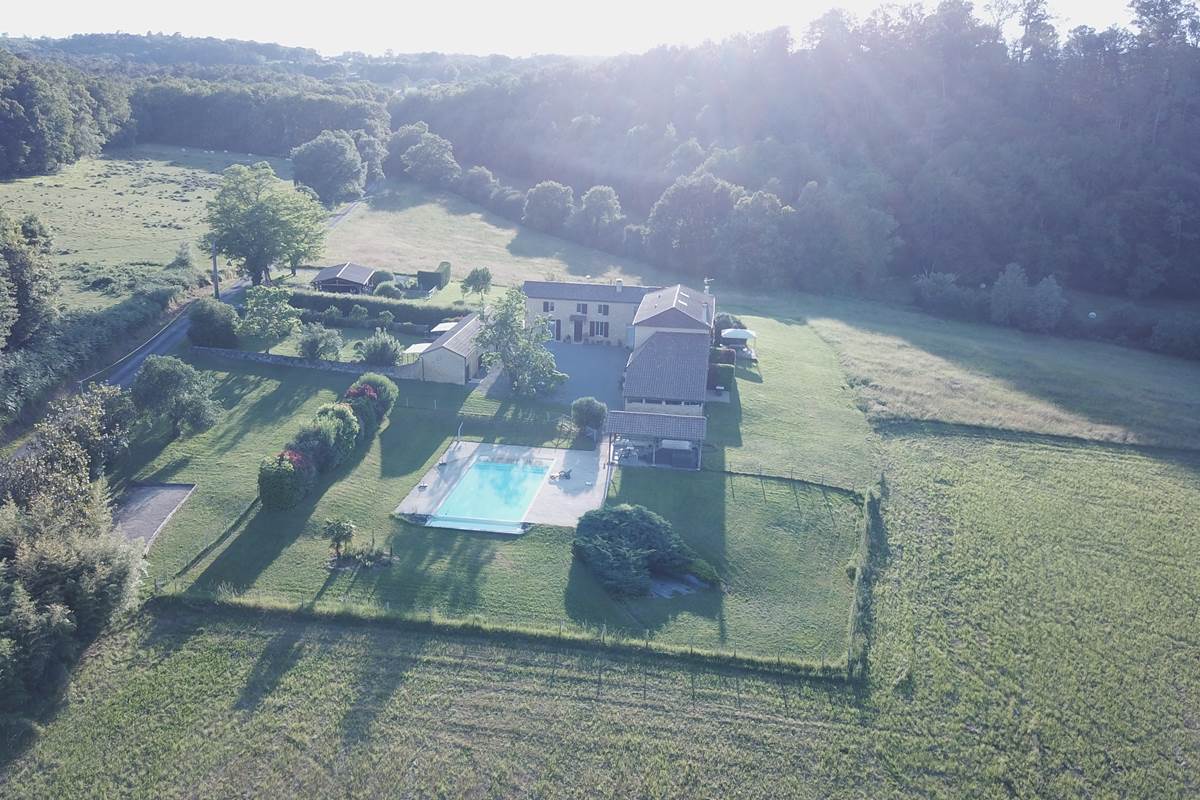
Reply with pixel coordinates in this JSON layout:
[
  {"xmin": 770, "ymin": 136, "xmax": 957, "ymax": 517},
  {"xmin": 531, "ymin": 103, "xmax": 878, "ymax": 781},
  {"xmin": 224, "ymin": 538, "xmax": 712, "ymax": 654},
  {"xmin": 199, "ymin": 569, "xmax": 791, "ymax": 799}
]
[
  {"xmin": 187, "ymin": 297, "xmax": 239, "ymax": 347},
  {"xmin": 571, "ymin": 396, "xmax": 607, "ymax": 432},
  {"xmin": 289, "ymin": 418, "xmax": 341, "ymax": 472},
  {"xmin": 351, "ymin": 372, "xmax": 399, "ymax": 418},
  {"xmin": 315, "ymin": 402, "xmax": 362, "ymax": 454},
  {"xmin": 372, "ymin": 281, "xmax": 403, "ymax": 299},
  {"xmin": 358, "ymin": 329, "xmax": 403, "ymax": 366},
  {"xmin": 258, "ymin": 450, "xmax": 314, "ymax": 510},
  {"xmin": 345, "ymin": 394, "xmax": 378, "ymax": 438}
]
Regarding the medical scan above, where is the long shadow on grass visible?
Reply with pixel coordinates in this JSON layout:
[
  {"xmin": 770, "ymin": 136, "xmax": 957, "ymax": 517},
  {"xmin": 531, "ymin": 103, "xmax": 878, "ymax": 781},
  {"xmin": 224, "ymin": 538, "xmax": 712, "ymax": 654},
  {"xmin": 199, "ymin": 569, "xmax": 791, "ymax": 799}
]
[{"xmin": 187, "ymin": 433, "xmax": 374, "ymax": 595}]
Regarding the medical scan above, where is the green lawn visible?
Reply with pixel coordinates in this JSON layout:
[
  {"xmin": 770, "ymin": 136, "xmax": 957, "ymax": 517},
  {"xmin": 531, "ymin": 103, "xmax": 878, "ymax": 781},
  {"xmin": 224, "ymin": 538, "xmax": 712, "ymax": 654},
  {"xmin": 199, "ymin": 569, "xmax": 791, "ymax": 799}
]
[
  {"xmin": 133, "ymin": 351, "xmax": 860, "ymax": 663},
  {"xmin": 242, "ymin": 327, "xmax": 424, "ymax": 362},
  {"xmin": 0, "ymin": 145, "xmax": 292, "ymax": 310}
]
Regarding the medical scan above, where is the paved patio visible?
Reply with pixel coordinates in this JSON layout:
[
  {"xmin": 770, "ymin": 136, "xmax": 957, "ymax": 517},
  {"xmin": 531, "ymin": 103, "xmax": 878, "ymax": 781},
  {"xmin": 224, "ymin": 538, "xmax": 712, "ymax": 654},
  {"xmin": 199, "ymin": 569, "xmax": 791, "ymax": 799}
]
[
  {"xmin": 394, "ymin": 441, "xmax": 611, "ymax": 530},
  {"xmin": 544, "ymin": 341, "xmax": 627, "ymax": 408}
]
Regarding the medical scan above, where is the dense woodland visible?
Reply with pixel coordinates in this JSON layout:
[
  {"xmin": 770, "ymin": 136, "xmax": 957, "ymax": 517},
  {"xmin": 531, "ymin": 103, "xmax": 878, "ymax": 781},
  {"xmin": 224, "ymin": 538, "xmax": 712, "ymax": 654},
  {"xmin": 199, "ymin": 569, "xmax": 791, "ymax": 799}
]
[{"xmin": 1, "ymin": 1, "xmax": 1199, "ymax": 359}]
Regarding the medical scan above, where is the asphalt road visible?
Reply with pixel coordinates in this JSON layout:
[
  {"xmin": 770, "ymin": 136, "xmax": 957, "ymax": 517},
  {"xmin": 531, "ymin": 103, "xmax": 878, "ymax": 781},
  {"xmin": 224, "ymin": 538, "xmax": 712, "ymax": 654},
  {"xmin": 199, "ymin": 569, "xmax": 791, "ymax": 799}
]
[{"xmin": 103, "ymin": 278, "xmax": 248, "ymax": 389}]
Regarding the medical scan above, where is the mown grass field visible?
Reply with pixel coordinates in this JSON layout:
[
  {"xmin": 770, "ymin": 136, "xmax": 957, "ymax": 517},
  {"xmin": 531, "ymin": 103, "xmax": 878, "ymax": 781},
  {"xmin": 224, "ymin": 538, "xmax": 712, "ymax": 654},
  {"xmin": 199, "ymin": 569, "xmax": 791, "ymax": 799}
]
[
  {"xmin": 5, "ymin": 175, "xmax": 1200, "ymax": 797},
  {"xmin": 7, "ymin": 423, "xmax": 1199, "ymax": 799},
  {"xmin": 129, "ymin": 350, "xmax": 862, "ymax": 663},
  {"xmin": 0, "ymin": 145, "xmax": 292, "ymax": 310}
]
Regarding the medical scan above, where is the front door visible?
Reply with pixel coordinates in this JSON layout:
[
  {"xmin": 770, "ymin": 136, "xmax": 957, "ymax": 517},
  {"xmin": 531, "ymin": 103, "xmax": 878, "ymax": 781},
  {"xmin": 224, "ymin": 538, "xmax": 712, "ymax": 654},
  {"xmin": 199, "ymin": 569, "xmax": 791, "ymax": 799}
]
[
  {"xmin": 553, "ymin": 318, "xmax": 562, "ymax": 341},
  {"xmin": 573, "ymin": 319, "xmax": 583, "ymax": 342}
]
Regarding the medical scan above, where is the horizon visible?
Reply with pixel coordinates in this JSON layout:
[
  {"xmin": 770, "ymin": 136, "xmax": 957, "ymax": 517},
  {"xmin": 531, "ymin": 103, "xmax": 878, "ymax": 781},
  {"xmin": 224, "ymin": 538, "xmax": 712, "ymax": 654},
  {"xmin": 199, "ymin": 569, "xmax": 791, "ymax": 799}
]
[{"xmin": 5, "ymin": 0, "xmax": 1135, "ymax": 58}]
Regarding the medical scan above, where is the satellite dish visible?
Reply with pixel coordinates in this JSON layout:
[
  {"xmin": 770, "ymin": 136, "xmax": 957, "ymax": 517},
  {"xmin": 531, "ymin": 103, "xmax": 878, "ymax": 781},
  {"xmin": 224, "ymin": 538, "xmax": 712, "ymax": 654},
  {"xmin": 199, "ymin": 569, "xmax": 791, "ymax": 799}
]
[{"xmin": 1088, "ymin": 311, "xmax": 1097, "ymax": 320}]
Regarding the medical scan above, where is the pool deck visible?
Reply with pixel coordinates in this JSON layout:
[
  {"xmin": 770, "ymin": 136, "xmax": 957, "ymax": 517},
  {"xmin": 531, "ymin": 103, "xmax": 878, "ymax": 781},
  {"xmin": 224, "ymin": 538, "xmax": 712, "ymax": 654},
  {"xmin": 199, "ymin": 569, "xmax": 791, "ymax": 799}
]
[{"xmin": 393, "ymin": 441, "xmax": 611, "ymax": 529}]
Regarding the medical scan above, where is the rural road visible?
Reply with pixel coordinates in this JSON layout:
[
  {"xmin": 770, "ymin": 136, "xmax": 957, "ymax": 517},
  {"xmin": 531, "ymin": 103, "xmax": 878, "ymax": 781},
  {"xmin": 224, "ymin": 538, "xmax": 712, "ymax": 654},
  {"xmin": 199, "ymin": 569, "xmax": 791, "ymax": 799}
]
[{"xmin": 103, "ymin": 278, "xmax": 249, "ymax": 388}]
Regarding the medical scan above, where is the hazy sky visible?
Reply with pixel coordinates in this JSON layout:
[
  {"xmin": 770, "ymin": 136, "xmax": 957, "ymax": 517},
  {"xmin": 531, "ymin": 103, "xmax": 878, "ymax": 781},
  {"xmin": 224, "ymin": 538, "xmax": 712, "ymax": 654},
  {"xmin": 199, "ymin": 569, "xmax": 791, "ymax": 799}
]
[{"xmin": 4, "ymin": 1, "xmax": 1136, "ymax": 57}]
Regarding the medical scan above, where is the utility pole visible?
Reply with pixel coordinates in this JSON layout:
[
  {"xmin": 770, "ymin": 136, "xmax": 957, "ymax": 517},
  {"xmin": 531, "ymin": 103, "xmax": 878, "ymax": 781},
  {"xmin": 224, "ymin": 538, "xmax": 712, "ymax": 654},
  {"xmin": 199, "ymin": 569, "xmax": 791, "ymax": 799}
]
[{"xmin": 210, "ymin": 240, "xmax": 221, "ymax": 301}]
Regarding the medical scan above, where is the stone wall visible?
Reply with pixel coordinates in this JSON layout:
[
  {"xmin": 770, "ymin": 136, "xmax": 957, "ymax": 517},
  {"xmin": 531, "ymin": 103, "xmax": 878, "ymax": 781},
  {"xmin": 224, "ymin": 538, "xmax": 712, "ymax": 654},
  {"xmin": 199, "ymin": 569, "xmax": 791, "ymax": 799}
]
[{"xmin": 192, "ymin": 347, "xmax": 423, "ymax": 381}]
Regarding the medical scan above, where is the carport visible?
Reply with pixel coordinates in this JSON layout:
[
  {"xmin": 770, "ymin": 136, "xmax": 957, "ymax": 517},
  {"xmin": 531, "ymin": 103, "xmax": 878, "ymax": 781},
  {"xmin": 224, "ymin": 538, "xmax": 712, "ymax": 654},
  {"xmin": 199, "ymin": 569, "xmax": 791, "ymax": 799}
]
[{"xmin": 605, "ymin": 410, "xmax": 707, "ymax": 470}]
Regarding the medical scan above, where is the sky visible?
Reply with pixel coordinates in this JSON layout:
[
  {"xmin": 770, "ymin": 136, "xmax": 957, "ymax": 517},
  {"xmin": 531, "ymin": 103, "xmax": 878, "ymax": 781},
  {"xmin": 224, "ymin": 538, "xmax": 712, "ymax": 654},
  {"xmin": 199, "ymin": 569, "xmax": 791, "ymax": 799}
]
[{"xmin": 3, "ymin": 1, "xmax": 1136, "ymax": 57}]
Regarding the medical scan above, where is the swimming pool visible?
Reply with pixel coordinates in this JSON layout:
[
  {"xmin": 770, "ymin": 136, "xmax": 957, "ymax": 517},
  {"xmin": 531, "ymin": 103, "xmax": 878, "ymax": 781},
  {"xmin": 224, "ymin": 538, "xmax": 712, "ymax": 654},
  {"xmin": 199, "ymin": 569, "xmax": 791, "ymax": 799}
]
[{"xmin": 427, "ymin": 458, "xmax": 551, "ymax": 534}]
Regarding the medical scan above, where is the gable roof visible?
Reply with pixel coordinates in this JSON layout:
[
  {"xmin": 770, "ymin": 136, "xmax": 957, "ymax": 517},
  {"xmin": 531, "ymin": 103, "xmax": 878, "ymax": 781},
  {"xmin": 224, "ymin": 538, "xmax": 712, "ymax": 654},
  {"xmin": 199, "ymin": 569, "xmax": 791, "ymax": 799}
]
[
  {"xmin": 312, "ymin": 262, "xmax": 377, "ymax": 286},
  {"xmin": 425, "ymin": 313, "xmax": 479, "ymax": 358},
  {"xmin": 632, "ymin": 284, "xmax": 714, "ymax": 329},
  {"xmin": 605, "ymin": 410, "xmax": 707, "ymax": 441},
  {"xmin": 522, "ymin": 280, "xmax": 657, "ymax": 304},
  {"xmin": 623, "ymin": 331, "xmax": 709, "ymax": 404}
]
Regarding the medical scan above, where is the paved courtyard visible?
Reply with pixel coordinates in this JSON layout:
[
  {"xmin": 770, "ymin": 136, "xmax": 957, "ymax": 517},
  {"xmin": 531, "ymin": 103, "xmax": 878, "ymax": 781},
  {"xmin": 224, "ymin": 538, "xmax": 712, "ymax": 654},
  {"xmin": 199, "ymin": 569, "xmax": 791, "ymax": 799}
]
[
  {"xmin": 482, "ymin": 341, "xmax": 627, "ymax": 408},
  {"xmin": 394, "ymin": 441, "xmax": 610, "ymax": 530}
]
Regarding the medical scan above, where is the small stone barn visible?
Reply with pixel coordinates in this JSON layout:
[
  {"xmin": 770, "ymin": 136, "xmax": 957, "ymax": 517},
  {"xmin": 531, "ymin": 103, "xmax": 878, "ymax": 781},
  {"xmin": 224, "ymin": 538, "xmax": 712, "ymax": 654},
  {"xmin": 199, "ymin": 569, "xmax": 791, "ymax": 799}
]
[
  {"xmin": 311, "ymin": 262, "xmax": 378, "ymax": 294},
  {"xmin": 419, "ymin": 313, "xmax": 483, "ymax": 385}
]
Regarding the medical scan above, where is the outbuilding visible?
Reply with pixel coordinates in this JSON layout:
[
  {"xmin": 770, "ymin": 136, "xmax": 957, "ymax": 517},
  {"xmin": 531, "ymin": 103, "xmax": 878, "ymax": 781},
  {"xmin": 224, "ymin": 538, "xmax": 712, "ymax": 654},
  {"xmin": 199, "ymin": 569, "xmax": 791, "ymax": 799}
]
[
  {"xmin": 311, "ymin": 262, "xmax": 379, "ymax": 294},
  {"xmin": 605, "ymin": 410, "xmax": 707, "ymax": 470},
  {"xmin": 419, "ymin": 313, "xmax": 483, "ymax": 385}
]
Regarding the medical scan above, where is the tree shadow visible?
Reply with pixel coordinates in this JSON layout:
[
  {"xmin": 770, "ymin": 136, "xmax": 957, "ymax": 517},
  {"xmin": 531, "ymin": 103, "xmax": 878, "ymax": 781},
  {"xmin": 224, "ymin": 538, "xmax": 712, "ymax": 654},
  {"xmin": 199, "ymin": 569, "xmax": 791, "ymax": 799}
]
[{"xmin": 233, "ymin": 624, "xmax": 306, "ymax": 711}]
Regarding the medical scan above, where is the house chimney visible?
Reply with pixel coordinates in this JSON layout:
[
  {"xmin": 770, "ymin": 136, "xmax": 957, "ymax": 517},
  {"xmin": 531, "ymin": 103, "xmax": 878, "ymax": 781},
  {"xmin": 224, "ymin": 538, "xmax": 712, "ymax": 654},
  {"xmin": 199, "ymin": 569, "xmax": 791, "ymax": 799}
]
[{"xmin": 615, "ymin": 278, "xmax": 623, "ymax": 293}]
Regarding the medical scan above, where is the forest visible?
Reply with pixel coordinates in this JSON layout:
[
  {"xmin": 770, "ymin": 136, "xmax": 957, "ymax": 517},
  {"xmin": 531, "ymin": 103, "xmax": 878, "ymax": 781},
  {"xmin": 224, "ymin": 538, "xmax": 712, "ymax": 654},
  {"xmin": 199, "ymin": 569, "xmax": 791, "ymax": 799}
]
[{"xmin": 1, "ymin": 1, "xmax": 1199, "ymax": 358}]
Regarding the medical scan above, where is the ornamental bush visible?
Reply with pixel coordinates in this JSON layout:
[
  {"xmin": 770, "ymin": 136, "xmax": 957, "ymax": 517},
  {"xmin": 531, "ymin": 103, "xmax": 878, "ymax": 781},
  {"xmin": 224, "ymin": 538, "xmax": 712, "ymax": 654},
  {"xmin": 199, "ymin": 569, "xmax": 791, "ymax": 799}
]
[
  {"xmin": 345, "ymin": 394, "xmax": 378, "ymax": 438},
  {"xmin": 258, "ymin": 450, "xmax": 315, "ymax": 510},
  {"xmin": 573, "ymin": 504, "xmax": 711, "ymax": 596},
  {"xmin": 289, "ymin": 418, "xmax": 342, "ymax": 472},
  {"xmin": 571, "ymin": 396, "xmax": 607, "ymax": 433},
  {"xmin": 314, "ymin": 402, "xmax": 361, "ymax": 455},
  {"xmin": 357, "ymin": 328, "xmax": 403, "ymax": 366},
  {"xmin": 348, "ymin": 372, "xmax": 398, "ymax": 419},
  {"xmin": 187, "ymin": 297, "xmax": 239, "ymax": 348},
  {"xmin": 373, "ymin": 280, "xmax": 403, "ymax": 298}
]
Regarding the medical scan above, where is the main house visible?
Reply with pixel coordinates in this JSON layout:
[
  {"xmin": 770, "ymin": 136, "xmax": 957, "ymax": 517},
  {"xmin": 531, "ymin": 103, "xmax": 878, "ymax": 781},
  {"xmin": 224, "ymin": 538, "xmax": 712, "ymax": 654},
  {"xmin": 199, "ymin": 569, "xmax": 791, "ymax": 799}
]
[{"xmin": 523, "ymin": 279, "xmax": 716, "ymax": 468}]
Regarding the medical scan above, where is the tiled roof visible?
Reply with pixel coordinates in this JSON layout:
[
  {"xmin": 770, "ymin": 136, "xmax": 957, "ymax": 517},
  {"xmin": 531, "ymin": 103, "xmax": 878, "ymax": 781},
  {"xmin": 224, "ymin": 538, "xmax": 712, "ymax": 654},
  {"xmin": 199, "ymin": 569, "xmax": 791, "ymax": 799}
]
[
  {"xmin": 522, "ymin": 280, "xmax": 657, "ymax": 304},
  {"xmin": 426, "ymin": 313, "xmax": 479, "ymax": 358},
  {"xmin": 622, "ymin": 331, "xmax": 709, "ymax": 404},
  {"xmin": 632, "ymin": 284, "xmax": 714, "ymax": 329},
  {"xmin": 605, "ymin": 410, "xmax": 707, "ymax": 441},
  {"xmin": 312, "ymin": 262, "xmax": 377, "ymax": 286}
]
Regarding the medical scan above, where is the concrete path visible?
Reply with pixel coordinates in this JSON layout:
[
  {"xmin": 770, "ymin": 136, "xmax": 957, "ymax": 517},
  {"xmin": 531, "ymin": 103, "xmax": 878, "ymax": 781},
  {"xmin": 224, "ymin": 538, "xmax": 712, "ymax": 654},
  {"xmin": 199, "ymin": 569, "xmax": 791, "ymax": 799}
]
[{"xmin": 113, "ymin": 483, "xmax": 195, "ymax": 552}]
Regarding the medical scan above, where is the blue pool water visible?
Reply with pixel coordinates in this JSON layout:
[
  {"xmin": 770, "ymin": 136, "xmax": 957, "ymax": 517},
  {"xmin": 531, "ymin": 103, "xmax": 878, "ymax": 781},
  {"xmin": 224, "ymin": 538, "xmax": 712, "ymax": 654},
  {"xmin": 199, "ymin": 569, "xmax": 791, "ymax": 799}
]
[{"xmin": 428, "ymin": 459, "xmax": 550, "ymax": 533}]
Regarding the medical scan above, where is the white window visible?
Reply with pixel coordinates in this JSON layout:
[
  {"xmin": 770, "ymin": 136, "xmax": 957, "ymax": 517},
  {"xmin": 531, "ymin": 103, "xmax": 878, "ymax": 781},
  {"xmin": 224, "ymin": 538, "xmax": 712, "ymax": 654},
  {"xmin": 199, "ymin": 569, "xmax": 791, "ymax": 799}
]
[
  {"xmin": 542, "ymin": 300, "xmax": 555, "ymax": 312},
  {"xmin": 598, "ymin": 304, "xmax": 610, "ymax": 316},
  {"xmin": 576, "ymin": 302, "xmax": 588, "ymax": 314},
  {"xmin": 589, "ymin": 321, "xmax": 610, "ymax": 338}
]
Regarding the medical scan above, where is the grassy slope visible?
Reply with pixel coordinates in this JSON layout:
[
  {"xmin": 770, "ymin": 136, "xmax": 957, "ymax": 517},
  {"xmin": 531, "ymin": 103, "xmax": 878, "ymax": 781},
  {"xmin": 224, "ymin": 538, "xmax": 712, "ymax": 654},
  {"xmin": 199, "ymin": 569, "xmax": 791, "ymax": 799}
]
[
  {"xmin": 0, "ymin": 145, "xmax": 291, "ymax": 310},
  {"xmin": 6, "ymin": 178, "xmax": 1200, "ymax": 796}
]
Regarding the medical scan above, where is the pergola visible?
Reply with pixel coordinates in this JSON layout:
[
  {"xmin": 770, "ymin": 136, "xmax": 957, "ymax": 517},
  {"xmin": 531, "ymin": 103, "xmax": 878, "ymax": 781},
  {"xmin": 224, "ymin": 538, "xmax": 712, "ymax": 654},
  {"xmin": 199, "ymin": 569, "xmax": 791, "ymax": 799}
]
[{"xmin": 604, "ymin": 411, "xmax": 707, "ymax": 470}]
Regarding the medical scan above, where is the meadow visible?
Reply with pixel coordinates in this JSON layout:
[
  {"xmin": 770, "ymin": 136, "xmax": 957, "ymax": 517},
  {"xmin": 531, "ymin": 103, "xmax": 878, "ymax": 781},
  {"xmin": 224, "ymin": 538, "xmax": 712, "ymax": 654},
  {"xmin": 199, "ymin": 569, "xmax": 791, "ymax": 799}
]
[
  {"xmin": 5, "ymin": 168, "xmax": 1200, "ymax": 797},
  {"xmin": 0, "ymin": 145, "xmax": 292, "ymax": 310}
]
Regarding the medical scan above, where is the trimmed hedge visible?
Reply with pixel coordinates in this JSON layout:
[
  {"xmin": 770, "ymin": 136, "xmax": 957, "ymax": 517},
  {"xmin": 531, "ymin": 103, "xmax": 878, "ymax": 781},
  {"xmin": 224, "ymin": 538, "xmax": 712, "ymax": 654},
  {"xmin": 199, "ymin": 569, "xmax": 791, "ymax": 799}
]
[
  {"xmin": 289, "ymin": 287, "xmax": 462, "ymax": 326},
  {"xmin": 257, "ymin": 373, "xmax": 396, "ymax": 510},
  {"xmin": 417, "ymin": 261, "xmax": 451, "ymax": 290}
]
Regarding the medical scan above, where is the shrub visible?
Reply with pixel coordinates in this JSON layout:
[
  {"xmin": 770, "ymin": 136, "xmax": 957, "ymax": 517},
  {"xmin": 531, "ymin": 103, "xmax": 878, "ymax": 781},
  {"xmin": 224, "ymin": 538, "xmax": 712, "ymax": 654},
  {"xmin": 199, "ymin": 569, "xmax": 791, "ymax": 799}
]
[
  {"xmin": 571, "ymin": 396, "xmax": 607, "ymax": 432},
  {"xmin": 914, "ymin": 272, "xmax": 987, "ymax": 321},
  {"xmin": 289, "ymin": 418, "xmax": 342, "ymax": 472},
  {"xmin": 1149, "ymin": 315, "xmax": 1200, "ymax": 359},
  {"xmin": 287, "ymin": 287, "xmax": 461, "ymax": 326},
  {"xmin": 324, "ymin": 517, "xmax": 356, "ymax": 558},
  {"xmin": 258, "ymin": 450, "xmax": 315, "ymax": 511},
  {"xmin": 348, "ymin": 372, "xmax": 398, "ymax": 419},
  {"xmin": 131, "ymin": 355, "xmax": 217, "ymax": 437},
  {"xmin": 296, "ymin": 322, "xmax": 343, "ymax": 360},
  {"xmin": 369, "ymin": 270, "xmax": 394, "ymax": 288},
  {"xmin": 187, "ymin": 298, "xmax": 238, "ymax": 347},
  {"xmin": 345, "ymin": 394, "xmax": 378, "ymax": 438},
  {"xmin": 373, "ymin": 280, "xmax": 403, "ymax": 298},
  {"xmin": 314, "ymin": 402, "xmax": 361, "ymax": 456},
  {"xmin": 709, "ymin": 346, "xmax": 735, "ymax": 365},
  {"xmin": 1027, "ymin": 276, "xmax": 1067, "ymax": 333},
  {"xmin": 377, "ymin": 310, "xmax": 395, "ymax": 328},
  {"xmin": 713, "ymin": 311, "xmax": 745, "ymax": 332},
  {"xmin": 573, "ymin": 504, "xmax": 705, "ymax": 596},
  {"xmin": 320, "ymin": 305, "xmax": 343, "ymax": 326},
  {"xmin": 708, "ymin": 363, "xmax": 734, "ymax": 389},
  {"xmin": 417, "ymin": 261, "xmax": 451, "ymax": 291},
  {"xmin": 348, "ymin": 304, "xmax": 369, "ymax": 323},
  {"xmin": 990, "ymin": 263, "xmax": 1030, "ymax": 327},
  {"xmin": 357, "ymin": 328, "xmax": 403, "ymax": 366}
]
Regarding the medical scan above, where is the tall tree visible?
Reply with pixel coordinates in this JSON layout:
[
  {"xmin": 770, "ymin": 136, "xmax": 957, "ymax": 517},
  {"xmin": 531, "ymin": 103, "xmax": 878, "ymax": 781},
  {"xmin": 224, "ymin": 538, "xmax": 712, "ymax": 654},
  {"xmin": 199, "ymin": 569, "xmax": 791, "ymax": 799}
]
[
  {"xmin": 291, "ymin": 130, "xmax": 367, "ymax": 204},
  {"xmin": 203, "ymin": 162, "xmax": 326, "ymax": 284},
  {"xmin": 476, "ymin": 288, "xmax": 566, "ymax": 397},
  {"xmin": 0, "ymin": 213, "xmax": 58, "ymax": 351}
]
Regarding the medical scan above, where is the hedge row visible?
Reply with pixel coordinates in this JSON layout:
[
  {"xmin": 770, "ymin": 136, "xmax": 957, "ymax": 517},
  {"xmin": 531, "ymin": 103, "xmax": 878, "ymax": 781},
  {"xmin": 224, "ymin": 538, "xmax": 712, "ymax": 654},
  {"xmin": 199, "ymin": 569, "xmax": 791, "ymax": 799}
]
[
  {"xmin": 0, "ymin": 288, "xmax": 181, "ymax": 426},
  {"xmin": 417, "ymin": 261, "xmax": 451, "ymax": 291},
  {"xmin": 297, "ymin": 308, "xmax": 429, "ymax": 337},
  {"xmin": 288, "ymin": 287, "xmax": 463, "ymax": 326},
  {"xmin": 257, "ymin": 372, "xmax": 398, "ymax": 510}
]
